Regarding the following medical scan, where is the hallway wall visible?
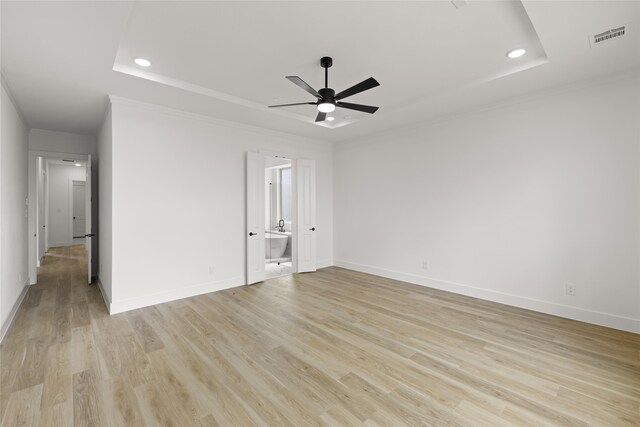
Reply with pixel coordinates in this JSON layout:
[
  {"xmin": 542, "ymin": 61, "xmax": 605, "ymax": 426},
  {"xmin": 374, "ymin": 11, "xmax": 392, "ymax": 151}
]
[
  {"xmin": 1, "ymin": 82, "xmax": 29, "ymax": 340},
  {"xmin": 97, "ymin": 107, "xmax": 112, "ymax": 303}
]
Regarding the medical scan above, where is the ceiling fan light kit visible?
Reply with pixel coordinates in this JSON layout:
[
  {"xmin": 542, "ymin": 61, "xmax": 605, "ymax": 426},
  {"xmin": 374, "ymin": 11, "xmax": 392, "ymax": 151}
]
[{"xmin": 269, "ymin": 56, "xmax": 380, "ymax": 123}]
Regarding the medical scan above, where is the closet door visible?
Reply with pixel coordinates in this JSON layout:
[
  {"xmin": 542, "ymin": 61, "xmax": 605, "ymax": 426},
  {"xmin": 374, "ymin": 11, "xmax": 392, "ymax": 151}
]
[{"xmin": 296, "ymin": 159, "xmax": 316, "ymax": 273}]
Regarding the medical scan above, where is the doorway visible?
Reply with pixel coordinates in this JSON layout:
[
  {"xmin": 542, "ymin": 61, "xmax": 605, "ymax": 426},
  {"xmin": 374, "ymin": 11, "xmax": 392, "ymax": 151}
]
[
  {"xmin": 246, "ymin": 151, "xmax": 317, "ymax": 285},
  {"xmin": 30, "ymin": 152, "xmax": 93, "ymax": 285},
  {"xmin": 265, "ymin": 157, "xmax": 293, "ymax": 279}
]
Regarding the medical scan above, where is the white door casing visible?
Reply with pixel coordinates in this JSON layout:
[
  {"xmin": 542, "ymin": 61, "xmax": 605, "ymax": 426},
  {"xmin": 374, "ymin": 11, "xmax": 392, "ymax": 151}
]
[
  {"xmin": 85, "ymin": 155, "xmax": 92, "ymax": 284},
  {"xmin": 296, "ymin": 159, "xmax": 317, "ymax": 273},
  {"xmin": 246, "ymin": 152, "xmax": 266, "ymax": 284}
]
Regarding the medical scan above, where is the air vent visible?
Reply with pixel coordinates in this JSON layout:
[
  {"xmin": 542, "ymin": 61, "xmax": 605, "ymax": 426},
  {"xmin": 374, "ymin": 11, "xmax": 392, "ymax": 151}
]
[
  {"xmin": 62, "ymin": 159, "xmax": 75, "ymax": 162},
  {"xmin": 590, "ymin": 25, "xmax": 627, "ymax": 47}
]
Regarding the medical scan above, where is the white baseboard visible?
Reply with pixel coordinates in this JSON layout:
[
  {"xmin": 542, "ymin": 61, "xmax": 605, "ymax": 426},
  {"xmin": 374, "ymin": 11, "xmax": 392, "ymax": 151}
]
[
  {"xmin": 0, "ymin": 280, "xmax": 30, "ymax": 343},
  {"xmin": 334, "ymin": 260, "xmax": 640, "ymax": 334},
  {"xmin": 96, "ymin": 276, "xmax": 112, "ymax": 313},
  {"xmin": 317, "ymin": 259, "xmax": 333, "ymax": 269},
  {"xmin": 108, "ymin": 276, "xmax": 245, "ymax": 315}
]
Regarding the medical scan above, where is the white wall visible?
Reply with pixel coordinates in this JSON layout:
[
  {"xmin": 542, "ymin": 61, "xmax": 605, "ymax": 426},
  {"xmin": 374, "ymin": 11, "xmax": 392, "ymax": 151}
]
[
  {"xmin": 104, "ymin": 97, "xmax": 333, "ymax": 313},
  {"xmin": 29, "ymin": 129, "xmax": 97, "ymax": 156},
  {"xmin": 1, "ymin": 83, "xmax": 29, "ymax": 340},
  {"xmin": 97, "ymin": 107, "xmax": 112, "ymax": 303},
  {"xmin": 334, "ymin": 74, "xmax": 640, "ymax": 332},
  {"xmin": 46, "ymin": 163, "xmax": 86, "ymax": 247},
  {"xmin": 28, "ymin": 128, "xmax": 98, "ymax": 282}
]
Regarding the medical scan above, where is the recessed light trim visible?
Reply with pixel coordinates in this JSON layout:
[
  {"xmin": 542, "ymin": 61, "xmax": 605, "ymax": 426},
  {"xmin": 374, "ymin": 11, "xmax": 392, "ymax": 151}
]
[
  {"xmin": 326, "ymin": 116, "xmax": 335, "ymax": 122},
  {"xmin": 134, "ymin": 57, "xmax": 152, "ymax": 67},
  {"xmin": 506, "ymin": 48, "xmax": 526, "ymax": 59},
  {"xmin": 74, "ymin": 163, "xmax": 81, "ymax": 167}
]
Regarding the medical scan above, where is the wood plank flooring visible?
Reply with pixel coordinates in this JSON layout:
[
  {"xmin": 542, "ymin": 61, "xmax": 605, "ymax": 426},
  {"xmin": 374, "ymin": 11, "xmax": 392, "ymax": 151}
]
[{"xmin": 1, "ymin": 245, "xmax": 639, "ymax": 426}]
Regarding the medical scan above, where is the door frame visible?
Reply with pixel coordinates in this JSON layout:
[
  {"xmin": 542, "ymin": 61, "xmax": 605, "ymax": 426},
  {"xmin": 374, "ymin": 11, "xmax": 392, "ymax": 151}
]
[
  {"xmin": 247, "ymin": 149, "xmax": 316, "ymax": 284},
  {"xmin": 28, "ymin": 150, "xmax": 90, "ymax": 285}
]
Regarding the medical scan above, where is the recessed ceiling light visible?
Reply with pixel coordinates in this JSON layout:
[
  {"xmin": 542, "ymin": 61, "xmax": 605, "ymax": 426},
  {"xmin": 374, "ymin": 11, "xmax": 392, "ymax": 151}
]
[
  {"xmin": 74, "ymin": 163, "xmax": 81, "ymax": 167},
  {"xmin": 506, "ymin": 48, "xmax": 526, "ymax": 59},
  {"xmin": 326, "ymin": 116, "xmax": 335, "ymax": 122},
  {"xmin": 134, "ymin": 57, "xmax": 152, "ymax": 67}
]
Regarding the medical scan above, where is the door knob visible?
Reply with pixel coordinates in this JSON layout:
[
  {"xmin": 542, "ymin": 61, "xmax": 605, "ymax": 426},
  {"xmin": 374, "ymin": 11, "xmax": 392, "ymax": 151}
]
[
  {"xmin": 249, "ymin": 232, "xmax": 257, "ymax": 236},
  {"xmin": 309, "ymin": 227, "xmax": 316, "ymax": 231}
]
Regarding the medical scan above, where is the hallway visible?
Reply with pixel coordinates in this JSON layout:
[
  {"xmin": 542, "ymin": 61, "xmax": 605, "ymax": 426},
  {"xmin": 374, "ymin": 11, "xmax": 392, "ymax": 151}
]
[{"xmin": 0, "ymin": 245, "xmax": 103, "ymax": 425}]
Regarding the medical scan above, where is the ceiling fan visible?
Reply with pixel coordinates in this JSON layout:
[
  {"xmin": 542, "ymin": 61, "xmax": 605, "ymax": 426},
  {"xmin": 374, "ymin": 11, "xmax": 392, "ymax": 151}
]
[{"xmin": 269, "ymin": 57, "xmax": 380, "ymax": 123}]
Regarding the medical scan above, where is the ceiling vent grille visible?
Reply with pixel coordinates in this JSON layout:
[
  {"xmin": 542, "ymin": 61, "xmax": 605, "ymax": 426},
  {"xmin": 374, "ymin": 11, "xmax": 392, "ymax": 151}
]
[{"xmin": 590, "ymin": 25, "xmax": 627, "ymax": 47}]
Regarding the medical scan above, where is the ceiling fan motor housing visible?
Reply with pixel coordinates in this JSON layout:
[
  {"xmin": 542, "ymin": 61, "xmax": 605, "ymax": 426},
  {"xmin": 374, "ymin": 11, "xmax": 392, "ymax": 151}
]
[{"xmin": 318, "ymin": 88, "xmax": 336, "ymax": 105}]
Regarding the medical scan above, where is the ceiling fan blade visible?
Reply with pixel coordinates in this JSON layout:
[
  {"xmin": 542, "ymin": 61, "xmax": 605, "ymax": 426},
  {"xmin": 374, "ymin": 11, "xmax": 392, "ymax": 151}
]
[
  {"xmin": 336, "ymin": 101, "xmax": 379, "ymax": 114},
  {"xmin": 286, "ymin": 76, "xmax": 321, "ymax": 99},
  {"xmin": 335, "ymin": 77, "xmax": 380, "ymax": 100},
  {"xmin": 268, "ymin": 102, "xmax": 316, "ymax": 108},
  {"xmin": 315, "ymin": 111, "xmax": 326, "ymax": 122}
]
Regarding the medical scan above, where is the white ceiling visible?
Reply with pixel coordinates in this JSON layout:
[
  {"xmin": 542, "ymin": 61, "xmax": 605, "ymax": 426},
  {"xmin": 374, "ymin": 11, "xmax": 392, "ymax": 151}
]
[{"xmin": 2, "ymin": 1, "xmax": 639, "ymax": 143}]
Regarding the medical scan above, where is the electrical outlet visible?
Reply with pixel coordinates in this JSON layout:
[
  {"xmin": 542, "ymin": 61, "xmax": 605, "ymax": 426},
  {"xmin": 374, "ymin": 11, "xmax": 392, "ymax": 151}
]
[
  {"xmin": 566, "ymin": 284, "xmax": 577, "ymax": 296},
  {"xmin": 422, "ymin": 261, "xmax": 428, "ymax": 270}
]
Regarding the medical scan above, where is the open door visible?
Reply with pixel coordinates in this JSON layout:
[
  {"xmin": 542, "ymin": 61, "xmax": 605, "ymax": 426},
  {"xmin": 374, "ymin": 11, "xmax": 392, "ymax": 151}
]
[
  {"xmin": 85, "ymin": 155, "xmax": 93, "ymax": 284},
  {"xmin": 246, "ymin": 152, "xmax": 266, "ymax": 284},
  {"xmin": 296, "ymin": 159, "xmax": 317, "ymax": 273}
]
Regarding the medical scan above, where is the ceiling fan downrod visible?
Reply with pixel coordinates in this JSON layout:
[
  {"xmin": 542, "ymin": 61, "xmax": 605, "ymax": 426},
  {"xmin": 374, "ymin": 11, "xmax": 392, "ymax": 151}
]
[{"xmin": 321, "ymin": 56, "xmax": 332, "ymax": 89}]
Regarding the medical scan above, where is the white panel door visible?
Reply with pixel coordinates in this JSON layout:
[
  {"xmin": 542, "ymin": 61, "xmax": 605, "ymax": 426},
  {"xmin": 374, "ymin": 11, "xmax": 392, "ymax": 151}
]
[
  {"xmin": 85, "ymin": 155, "xmax": 93, "ymax": 284},
  {"xmin": 296, "ymin": 159, "xmax": 317, "ymax": 273},
  {"xmin": 246, "ymin": 152, "xmax": 266, "ymax": 284},
  {"xmin": 72, "ymin": 181, "xmax": 86, "ymax": 238}
]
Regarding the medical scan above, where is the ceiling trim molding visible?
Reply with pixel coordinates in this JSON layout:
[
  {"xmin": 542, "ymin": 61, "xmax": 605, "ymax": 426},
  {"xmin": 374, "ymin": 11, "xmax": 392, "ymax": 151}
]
[
  {"xmin": 1, "ymin": 69, "xmax": 30, "ymax": 128},
  {"xmin": 336, "ymin": 67, "xmax": 640, "ymax": 147},
  {"xmin": 111, "ymin": 64, "xmax": 330, "ymax": 128},
  {"xmin": 108, "ymin": 95, "xmax": 332, "ymax": 149}
]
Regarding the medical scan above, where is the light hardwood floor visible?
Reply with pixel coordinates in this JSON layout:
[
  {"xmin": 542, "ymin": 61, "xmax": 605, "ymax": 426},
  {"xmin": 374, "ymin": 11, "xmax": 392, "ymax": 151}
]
[{"xmin": 1, "ymin": 245, "xmax": 639, "ymax": 426}]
